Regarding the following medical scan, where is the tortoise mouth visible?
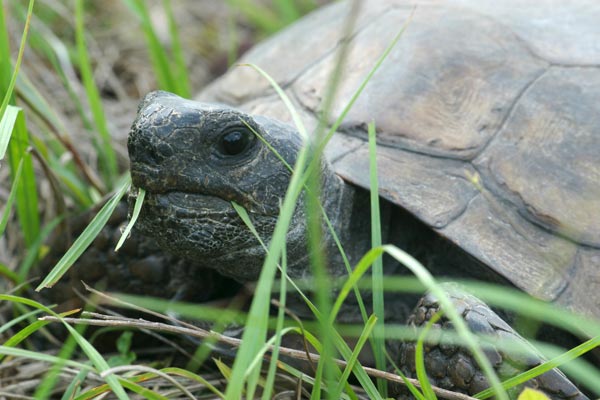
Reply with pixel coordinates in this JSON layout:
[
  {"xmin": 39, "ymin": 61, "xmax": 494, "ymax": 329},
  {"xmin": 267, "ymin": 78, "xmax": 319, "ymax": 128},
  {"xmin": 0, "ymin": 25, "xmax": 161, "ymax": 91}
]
[{"xmin": 130, "ymin": 186, "xmax": 237, "ymax": 219}]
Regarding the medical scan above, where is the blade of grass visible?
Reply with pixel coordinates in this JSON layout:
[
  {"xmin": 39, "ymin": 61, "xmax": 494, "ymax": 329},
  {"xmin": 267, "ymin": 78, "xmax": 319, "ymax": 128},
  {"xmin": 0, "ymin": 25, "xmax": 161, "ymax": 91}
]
[
  {"xmin": 162, "ymin": 367, "xmax": 226, "ymax": 399},
  {"xmin": 233, "ymin": 199, "xmax": 314, "ymax": 317},
  {"xmin": 61, "ymin": 368, "xmax": 89, "ymax": 400},
  {"xmin": 35, "ymin": 177, "xmax": 130, "ymax": 290},
  {"xmin": 61, "ymin": 319, "xmax": 129, "ymax": 399},
  {"xmin": 282, "ymin": 309, "xmax": 383, "ymax": 399},
  {"xmin": 0, "ymin": 0, "xmax": 33, "ymax": 118},
  {"xmin": 17, "ymin": 74, "xmax": 105, "ymax": 197},
  {"xmin": 0, "ymin": 1, "xmax": 39, "ymax": 245},
  {"xmin": 222, "ymin": 61, "xmax": 309, "ymax": 398},
  {"xmin": 261, "ymin": 243, "xmax": 289, "ymax": 400},
  {"xmin": 0, "ymin": 308, "xmax": 44, "ymax": 335},
  {"xmin": 17, "ymin": 216, "xmax": 62, "ymax": 281},
  {"xmin": 310, "ymin": 343, "xmax": 327, "ymax": 400},
  {"xmin": 106, "ymin": 293, "xmax": 246, "ymax": 326},
  {"xmin": 36, "ymin": 325, "xmax": 90, "ymax": 400},
  {"xmin": 241, "ymin": 64, "xmax": 308, "ymax": 140},
  {"xmin": 258, "ymin": 17, "xmax": 409, "ymax": 397},
  {"xmin": 306, "ymin": 149, "xmax": 336, "ymax": 399},
  {"xmin": 415, "ymin": 312, "xmax": 442, "ymax": 400},
  {"xmin": 226, "ymin": 12, "xmax": 238, "ymax": 67},
  {"xmin": 367, "ymin": 120, "xmax": 387, "ymax": 393},
  {"xmin": 0, "ymin": 262, "xmax": 19, "ymax": 283},
  {"xmin": 246, "ymin": 327, "xmax": 296, "ymax": 378},
  {"xmin": 325, "ymin": 322, "xmax": 383, "ymax": 399},
  {"xmin": 1, "ymin": 308, "xmax": 78, "ymax": 355},
  {"xmin": 12, "ymin": 1, "xmax": 107, "ymax": 195},
  {"xmin": 0, "ymin": 1, "xmax": 12, "ymax": 82},
  {"xmin": 162, "ymin": 0, "xmax": 190, "ymax": 97},
  {"xmin": 331, "ymin": 314, "xmax": 378, "ymax": 399},
  {"xmin": 214, "ymin": 357, "xmax": 233, "ymax": 381},
  {"xmin": 233, "ymin": 202, "xmax": 361, "ymax": 400},
  {"xmin": 72, "ymin": 376, "xmax": 166, "ymax": 400},
  {"xmin": 534, "ymin": 342, "xmax": 600, "ymax": 397},
  {"xmin": 245, "ymin": 348, "xmax": 262, "ymax": 399},
  {"xmin": 101, "ymin": 366, "xmax": 187, "ymax": 400},
  {"xmin": 238, "ymin": 55, "xmax": 385, "ymax": 398},
  {"xmin": 475, "ymin": 334, "xmax": 600, "ymax": 399},
  {"xmin": 6, "ymin": 114, "xmax": 40, "ymax": 247},
  {"xmin": 303, "ymin": 3, "xmax": 361, "ymax": 396},
  {"xmin": 386, "ymin": 350, "xmax": 426, "ymax": 400},
  {"xmin": 273, "ymin": 0, "xmax": 302, "ymax": 24},
  {"xmin": 329, "ymin": 249, "xmax": 380, "ymax": 322},
  {"xmin": 233, "ymin": 157, "xmax": 367, "ymax": 399},
  {"xmin": 286, "ymin": 326, "xmax": 361, "ymax": 400},
  {"xmin": 0, "ymin": 295, "xmax": 127, "ymax": 399},
  {"xmin": 226, "ymin": 0, "xmax": 280, "ymax": 35},
  {"xmin": 0, "ymin": 104, "xmax": 20, "ymax": 160},
  {"xmin": 0, "ymin": 157, "xmax": 23, "ymax": 235},
  {"xmin": 238, "ymin": 9, "xmax": 407, "ymax": 357},
  {"xmin": 115, "ymin": 187, "xmax": 145, "ymax": 251},
  {"xmin": 121, "ymin": 0, "xmax": 188, "ymax": 96},
  {"xmin": 225, "ymin": 146, "xmax": 309, "ymax": 398},
  {"xmin": 0, "ymin": 346, "xmax": 92, "ymax": 371},
  {"xmin": 244, "ymin": 122, "xmax": 371, "ymax": 327},
  {"xmin": 74, "ymin": 0, "xmax": 118, "ymax": 187}
]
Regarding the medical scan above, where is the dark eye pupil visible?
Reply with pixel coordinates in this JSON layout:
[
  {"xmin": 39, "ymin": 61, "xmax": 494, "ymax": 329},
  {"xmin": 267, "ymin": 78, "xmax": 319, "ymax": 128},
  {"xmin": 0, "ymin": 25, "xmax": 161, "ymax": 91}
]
[{"xmin": 221, "ymin": 130, "xmax": 250, "ymax": 155}]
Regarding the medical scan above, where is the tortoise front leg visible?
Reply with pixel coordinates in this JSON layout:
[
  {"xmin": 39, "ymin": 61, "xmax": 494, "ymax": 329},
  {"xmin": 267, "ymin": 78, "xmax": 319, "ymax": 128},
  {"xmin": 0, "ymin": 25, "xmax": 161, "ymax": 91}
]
[{"xmin": 396, "ymin": 288, "xmax": 588, "ymax": 400}]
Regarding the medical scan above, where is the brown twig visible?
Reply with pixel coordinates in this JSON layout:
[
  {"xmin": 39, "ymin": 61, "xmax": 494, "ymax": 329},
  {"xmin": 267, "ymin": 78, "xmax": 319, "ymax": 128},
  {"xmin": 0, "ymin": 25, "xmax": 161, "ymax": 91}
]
[
  {"xmin": 39, "ymin": 314, "xmax": 477, "ymax": 400},
  {"xmin": 72, "ymin": 287, "xmax": 201, "ymax": 362}
]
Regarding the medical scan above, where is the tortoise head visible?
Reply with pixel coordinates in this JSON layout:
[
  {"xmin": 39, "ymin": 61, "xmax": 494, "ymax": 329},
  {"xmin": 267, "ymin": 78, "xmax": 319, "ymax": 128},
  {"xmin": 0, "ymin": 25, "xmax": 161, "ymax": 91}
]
[{"xmin": 128, "ymin": 91, "xmax": 313, "ymax": 281}]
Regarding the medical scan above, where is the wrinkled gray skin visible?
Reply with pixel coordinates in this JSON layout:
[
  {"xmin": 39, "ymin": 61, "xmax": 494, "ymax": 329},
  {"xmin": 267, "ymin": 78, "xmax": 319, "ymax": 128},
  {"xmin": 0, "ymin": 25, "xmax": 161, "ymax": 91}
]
[
  {"xmin": 128, "ymin": 91, "xmax": 587, "ymax": 399},
  {"xmin": 129, "ymin": 91, "xmax": 370, "ymax": 285}
]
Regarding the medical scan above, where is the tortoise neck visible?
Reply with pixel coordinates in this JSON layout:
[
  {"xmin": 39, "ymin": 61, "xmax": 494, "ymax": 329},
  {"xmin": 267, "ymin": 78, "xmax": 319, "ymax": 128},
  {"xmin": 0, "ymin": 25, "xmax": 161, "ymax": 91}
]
[{"xmin": 306, "ymin": 168, "xmax": 374, "ymax": 278}]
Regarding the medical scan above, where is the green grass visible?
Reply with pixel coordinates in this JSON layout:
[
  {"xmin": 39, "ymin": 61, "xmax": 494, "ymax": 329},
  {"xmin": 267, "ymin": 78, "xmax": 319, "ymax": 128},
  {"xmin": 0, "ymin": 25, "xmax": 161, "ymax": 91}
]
[
  {"xmin": 74, "ymin": 0, "xmax": 119, "ymax": 187},
  {"xmin": 35, "ymin": 178, "xmax": 130, "ymax": 291},
  {"xmin": 226, "ymin": 0, "xmax": 318, "ymax": 36},
  {"xmin": 121, "ymin": 0, "xmax": 191, "ymax": 98},
  {"xmin": 1, "ymin": 0, "xmax": 599, "ymax": 399},
  {"xmin": 0, "ymin": 0, "xmax": 40, "ymax": 249}
]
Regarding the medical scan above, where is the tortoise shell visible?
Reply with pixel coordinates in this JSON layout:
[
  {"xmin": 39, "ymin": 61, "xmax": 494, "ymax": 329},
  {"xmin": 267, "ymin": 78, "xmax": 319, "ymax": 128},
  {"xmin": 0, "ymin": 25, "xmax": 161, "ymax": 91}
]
[{"xmin": 197, "ymin": 0, "xmax": 600, "ymax": 318}]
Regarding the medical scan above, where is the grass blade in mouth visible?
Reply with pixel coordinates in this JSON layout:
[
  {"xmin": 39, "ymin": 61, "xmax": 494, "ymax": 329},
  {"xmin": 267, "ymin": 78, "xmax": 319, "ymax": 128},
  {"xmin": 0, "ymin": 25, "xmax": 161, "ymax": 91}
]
[{"xmin": 115, "ymin": 186, "xmax": 146, "ymax": 251}]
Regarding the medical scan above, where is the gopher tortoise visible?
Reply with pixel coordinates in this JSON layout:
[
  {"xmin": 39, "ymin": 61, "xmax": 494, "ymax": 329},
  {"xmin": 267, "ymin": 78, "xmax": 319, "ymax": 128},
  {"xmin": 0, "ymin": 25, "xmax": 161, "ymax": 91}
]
[{"xmin": 125, "ymin": 0, "xmax": 599, "ymax": 398}]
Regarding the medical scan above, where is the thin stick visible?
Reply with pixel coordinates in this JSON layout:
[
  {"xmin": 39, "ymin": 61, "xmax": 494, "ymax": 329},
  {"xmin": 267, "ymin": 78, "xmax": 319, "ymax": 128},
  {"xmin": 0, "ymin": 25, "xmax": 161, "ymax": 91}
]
[{"xmin": 39, "ymin": 314, "xmax": 477, "ymax": 400}]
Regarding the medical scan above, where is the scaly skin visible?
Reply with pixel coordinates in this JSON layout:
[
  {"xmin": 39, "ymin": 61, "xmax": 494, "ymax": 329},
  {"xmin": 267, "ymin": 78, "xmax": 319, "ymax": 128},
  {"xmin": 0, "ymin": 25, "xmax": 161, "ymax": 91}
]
[
  {"xmin": 38, "ymin": 201, "xmax": 239, "ymax": 310},
  {"xmin": 128, "ymin": 91, "xmax": 356, "ymax": 286},
  {"xmin": 397, "ymin": 288, "xmax": 587, "ymax": 399}
]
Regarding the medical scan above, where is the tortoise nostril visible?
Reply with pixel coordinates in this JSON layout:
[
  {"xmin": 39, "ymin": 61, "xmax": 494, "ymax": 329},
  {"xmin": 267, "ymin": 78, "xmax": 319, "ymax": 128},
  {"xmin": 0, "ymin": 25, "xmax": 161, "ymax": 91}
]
[
  {"xmin": 143, "ymin": 143, "xmax": 170, "ymax": 165},
  {"xmin": 156, "ymin": 142, "xmax": 174, "ymax": 158},
  {"xmin": 130, "ymin": 135, "xmax": 173, "ymax": 166}
]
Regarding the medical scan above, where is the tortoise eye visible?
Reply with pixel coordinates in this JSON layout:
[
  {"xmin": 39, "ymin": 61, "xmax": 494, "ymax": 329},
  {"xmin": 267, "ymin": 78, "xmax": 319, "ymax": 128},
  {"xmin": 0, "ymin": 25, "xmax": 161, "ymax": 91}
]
[{"xmin": 218, "ymin": 129, "xmax": 253, "ymax": 156}]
